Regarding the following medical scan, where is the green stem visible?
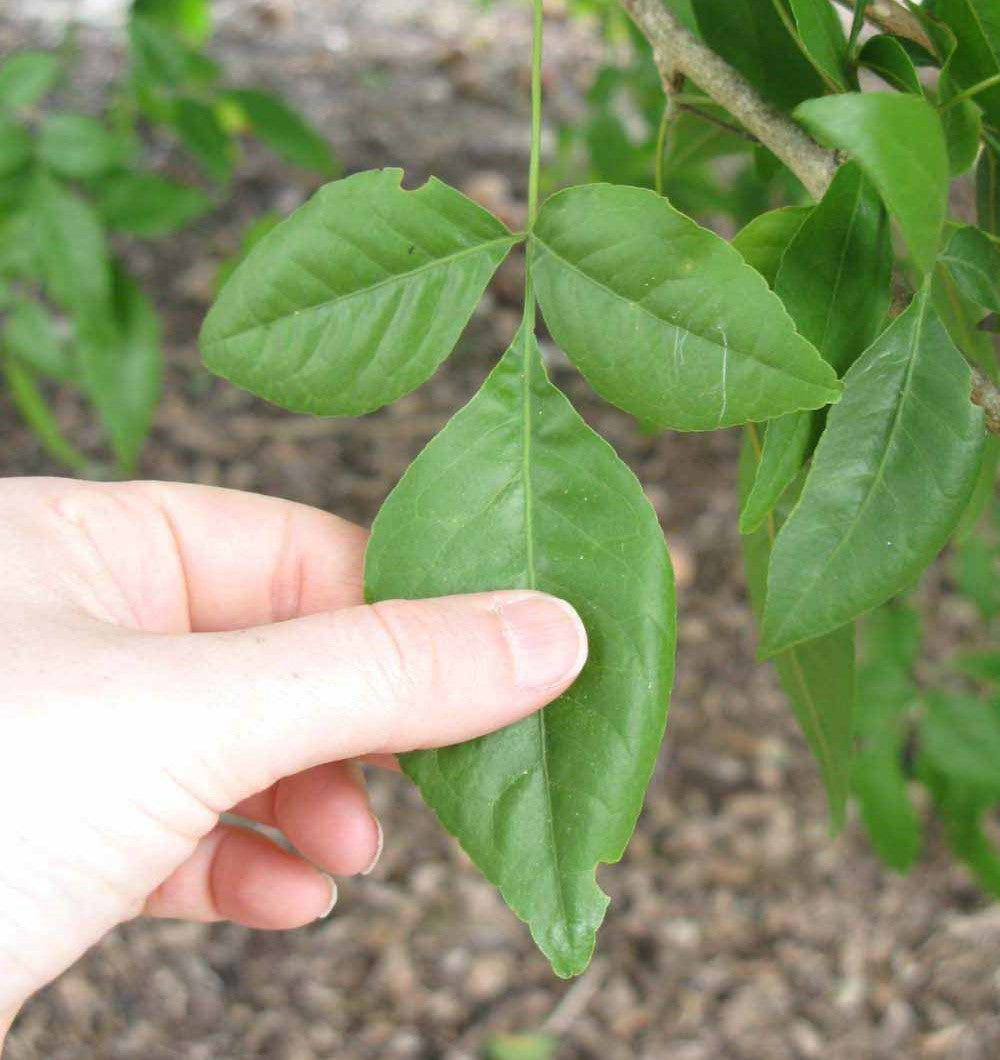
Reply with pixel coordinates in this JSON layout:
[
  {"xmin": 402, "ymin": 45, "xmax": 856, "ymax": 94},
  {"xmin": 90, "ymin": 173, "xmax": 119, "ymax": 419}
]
[
  {"xmin": 523, "ymin": 0, "xmax": 544, "ymax": 333},
  {"xmin": 655, "ymin": 93, "xmax": 676, "ymax": 196},
  {"xmin": 528, "ymin": 0, "xmax": 544, "ymax": 232},
  {"xmin": 939, "ymin": 72, "xmax": 1000, "ymax": 113}
]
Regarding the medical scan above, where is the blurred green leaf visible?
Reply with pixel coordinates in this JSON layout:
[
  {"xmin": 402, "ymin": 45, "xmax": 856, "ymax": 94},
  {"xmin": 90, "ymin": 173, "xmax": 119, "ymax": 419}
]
[
  {"xmin": 923, "ymin": 693, "xmax": 1000, "ymax": 793},
  {"xmin": 952, "ymin": 532, "xmax": 1000, "ymax": 619},
  {"xmin": 1, "ymin": 355, "xmax": 89, "ymax": 472},
  {"xmin": 31, "ymin": 173, "xmax": 112, "ymax": 316},
  {"xmin": 222, "ymin": 88, "xmax": 335, "ymax": 175},
  {"xmin": 0, "ymin": 50, "xmax": 62, "ymax": 111},
  {"xmin": 941, "ymin": 225, "xmax": 1000, "ymax": 312},
  {"xmin": 96, "ymin": 170, "xmax": 213, "ymax": 236},
  {"xmin": 77, "ymin": 267, "xmax": 162, "ymax": 475},
  {"xmin": 172, "ymin": 98, "xmax": 233, "ymax": 181},
  {"xmin": 761, "ymin": 283, "xmax": 987, "ymax": 654},
  {"xmin": 0, "ymin": 116, "xmax": 32, "ymax": 179},
  {"xmin": 3, "ymin": 298, "xmax": 73, "ymax": 380},
  {"xmin": 38, "ymin": 114, "xmax": 120, "ymax": 180},
  {"xmin": 132, "ymin": 0, "xmax": 212, "ymax": 44},
  {"xmin": 485, "ymin": 1034, "xmax": 558, "ymax": 1060},
  {"xmin": 952, "ymin": 651, "xmax": 1000, "ymax": 685}
]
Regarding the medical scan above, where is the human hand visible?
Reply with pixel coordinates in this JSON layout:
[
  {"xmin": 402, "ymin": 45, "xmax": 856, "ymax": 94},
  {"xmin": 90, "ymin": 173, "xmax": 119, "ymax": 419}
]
[{"xmin": 0, "ymin": 478, "xmax": 587, "ymax": 1035}]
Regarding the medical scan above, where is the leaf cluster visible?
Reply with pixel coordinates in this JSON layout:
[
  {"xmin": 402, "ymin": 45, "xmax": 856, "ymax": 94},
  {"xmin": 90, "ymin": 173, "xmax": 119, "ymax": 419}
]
[{"xmin": 0, "ymin": 0, "xmax": 334, "ymax": 474}]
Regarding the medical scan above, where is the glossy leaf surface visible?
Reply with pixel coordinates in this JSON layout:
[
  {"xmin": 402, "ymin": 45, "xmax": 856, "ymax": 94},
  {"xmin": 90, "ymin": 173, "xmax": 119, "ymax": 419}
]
[
  {"xmin": 740, "ymin": 163, "xmax": 891, "ymax": 533},
  {"xmin": 202, "ymin": 169, "xmax": 518, "ymax": 416},
  {"xmin": 941, "ymin": 225, "xmax": 1000, "ymax": 311},
  {"xmin": 366, "ymin": 326, "xmax": 675, "ymax": 977},
  {"xmin": 531, "ymin": 184, "xmax": 841, "ymax": 432},
  {"xmin": 761, "ymin": 284, "xmax": 986, "ymax": 654},
  {"xmin": 858, "ymin": 35, "xmax": 923, "ymax": 94},
  {"xmin": 691, "ymin": 0, "xmax": 826, "ymax": 111},
  {"xmin": 740, "ymin": 433, "xmax": 854, "ymax": 829},
  {"xmin": 933, "ymin": 0, "xmax": 1000, "ymax": 128},
  {"xmin": 789, "ymin": 0, "xmax": 852, "ymax": 90},
  {"xmin": 794, "ymin": 93, "xmax": 949, "ymax": 272},
  {"xmin": 731, "ymin": 205, "xmax": 811, "ymax": 286}
]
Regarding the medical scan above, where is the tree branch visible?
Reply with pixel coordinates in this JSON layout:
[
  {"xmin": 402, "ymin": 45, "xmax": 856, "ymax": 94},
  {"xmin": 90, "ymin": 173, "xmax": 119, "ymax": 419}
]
[
  {"xmin": 621, "ymin": 0, "xmax": 1000, "ymax": 436},
  {"xmin": 619, "ymin": 0, "xmax": 838, "ymax": 199},
  {"xmin": 833, "ymin": 0, "xmax": 936, "ymax": 55},
  {"xmin": 972, "ymin": 367, "xmax": 1000, "ymax": 435}
]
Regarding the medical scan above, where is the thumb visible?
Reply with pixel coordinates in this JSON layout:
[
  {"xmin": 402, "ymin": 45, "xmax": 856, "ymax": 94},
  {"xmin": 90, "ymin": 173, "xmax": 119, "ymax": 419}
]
[{"xmin": 138, "ymin": 591, "xmax": 587, "ymax": 804}]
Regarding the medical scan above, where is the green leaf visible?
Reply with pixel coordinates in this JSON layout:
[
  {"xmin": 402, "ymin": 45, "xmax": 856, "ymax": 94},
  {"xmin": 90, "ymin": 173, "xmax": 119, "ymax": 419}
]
[
  {"xmin": 485, "ymin": 1034, "xmax": 558, "ymax": 1060},
  {"xmin": 0, "ymin": 116, "xmax": 32, "ymax": 179},
  {"xmin": 30, "ymin": 174, "xmax": 112, "ymax": 316},
  {"xmin": 858, "ymin": 35, "xmax": 923, "ymax": 94},
  {"xmin": 957, "ymin": 434, "xmax": 999, "ymax": 539},
  {"xmin": 691, "ymin": 0, "xmax": 826, "ymax": 111},
  {"xmin": 172, "ymin": 97, "xmax": 232, "ymax": 181},
  {"xmin": 740, "ymin": 414, "xmax": 816, "ymax": 535},
  {"xmin": 952, "ymin": 532, "xmax": 1000, "ymax": 619},
  {"xmin": 365, "ymin": 325, "xmax": 675, "ymax": 978},
  {"xmin": 530, "ymin": 184, "xmax": 841, "ymax": 432},
  {"xmin": 920, "ymin": 759, "xmax": 1000, "ymax": 897},
  {"xmin": 923, "ymin": 693, "xmax": 1000, "ymax": 793},
  {"xmin": 3, "ymin": 298, "xmax": 72, "ymax": 380},
  {"xmin": 852, "ymin": 604, "xmax": 921, "ymax": 872},
  {"xmin": 132, "ymin": 0, "xmax": 212, "ymax": 44},
  {"xmin": 931, "ymin": 0, "xmax": 1000, "ymax": 128},
  {"xmin": 952, "ymin": 651, "xmax": 1000, "ymax": 685},
  {"xmin": 939, "ymin": 69, "xmax": 983, "ymax": 177},
  {"xmin": 77, "ymin": 267, "xmax": 162, "ymax": 475},
  {"xmin": 977, "ymin": 141, "xmax": 1000, "ymax": 235},
  {"xmin": 201, "ymin": 169, "xmax": 518, "ymax": 416},
  {"xmin": 129, "ymin": 14, "xmax": 219, "ymax": 92},
  {"xmin": 2, "ymin": 356, "xmax": 88, "ymax": 472},
  {"xmin": 740, "ymin": 431, "xmax": 854, "ymax": 829},
  {"xmin": 95, "ymin": 170, "xmax": 213, "ymax": 236},
  {"xmin": 37, "ymin": 113, "xmax": 120, "ymax": 180},
  {"xmin": 941, "ymin": 225, "xmax": 1000, "ymax": 312},
  {"xmin": 789, "ymin": 0, "xmax": 852, "ymax": 90},
  {"xmin": 223, "ymin": 89, "xmax": 336, "ymax": 175},
  {"xmin": 740, "ymin": 163, "xmax": 892, "ymax": 534},
  {"xmin": 0, "ymin": 51, "xmax": 62, "ymax": 111},
  {"xmin": 761, "ymin": 283, "xmax": 987, "ymax": 654},
  {"xmin": 794, "ymin": 93, "xmax": 949, "ymax": 273},
  {"xmin": 731, "ymin": 205, "xmax": 811, "ymax": 286}
]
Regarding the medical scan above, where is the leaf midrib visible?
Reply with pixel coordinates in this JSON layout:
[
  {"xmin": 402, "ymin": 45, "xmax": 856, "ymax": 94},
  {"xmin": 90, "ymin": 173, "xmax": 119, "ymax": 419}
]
[
  {"xmin": 767, "ymin": 290, "xmax": 928, "ymax": 652},
  {"xmin": 205, "ymin": 234, "xmax": 519, "ymax": 347},
  {"xmin": 519, "ymin": 332, "xmax": 572, "ymax": 942},
  {"xmin": 530, "ymin": 234, "xmax": 837, "ymax": 395}
]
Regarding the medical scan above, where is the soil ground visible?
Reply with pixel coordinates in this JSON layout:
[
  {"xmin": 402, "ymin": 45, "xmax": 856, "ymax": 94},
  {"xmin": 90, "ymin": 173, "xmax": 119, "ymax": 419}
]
[{"xmin": 2, "ymin": 2, "xmax": 1000, "ymax": 1057}]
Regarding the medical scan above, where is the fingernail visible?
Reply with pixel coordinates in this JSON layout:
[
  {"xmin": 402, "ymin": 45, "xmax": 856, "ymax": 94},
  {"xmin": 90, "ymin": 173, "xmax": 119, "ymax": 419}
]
[
  {"xmin": 361, "ymin": 817, "xmax": 384, "ymax": 876},
  {"xmin": 318, "ymin": 873, "xmax": 338, "ymax": 918},
  {"xmin": 495, "ymin": 593, "xmax": 588, "ymax": 692}
]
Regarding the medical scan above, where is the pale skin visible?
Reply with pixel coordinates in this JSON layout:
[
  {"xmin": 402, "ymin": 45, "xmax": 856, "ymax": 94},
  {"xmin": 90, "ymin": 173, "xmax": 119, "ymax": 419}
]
[{"xmin": 0, "ymin": 477, "xmax": 588, "ymax": 1044}]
